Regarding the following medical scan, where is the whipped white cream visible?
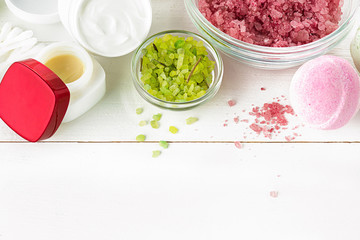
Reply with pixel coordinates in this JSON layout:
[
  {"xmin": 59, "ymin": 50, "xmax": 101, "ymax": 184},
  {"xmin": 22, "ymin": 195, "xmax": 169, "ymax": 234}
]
[{"xmin": 76, "ymin": 0, "xmax": 152, "ymax": 57}]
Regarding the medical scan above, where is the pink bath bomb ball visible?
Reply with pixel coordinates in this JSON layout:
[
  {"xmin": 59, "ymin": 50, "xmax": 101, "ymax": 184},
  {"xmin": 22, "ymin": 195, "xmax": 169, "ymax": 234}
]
[{"xmin": 290, "ymin": 55, "xmax": 360, "ymax": 130}]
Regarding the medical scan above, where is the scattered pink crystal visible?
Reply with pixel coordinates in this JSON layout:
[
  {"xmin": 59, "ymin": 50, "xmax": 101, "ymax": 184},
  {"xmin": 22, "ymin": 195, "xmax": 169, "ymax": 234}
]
[
  {"xmin": 285, "ymin": 135, "xmax": 296, "ymax": 142},
  {"xmin": 234, "ymin": 116, "xmax": 239, "ymax": 124},
  {"xmin": 224, "ymin": 95, "xmax": 302, "ymax": 141},
  {"xmin": 198, "ymin": 0, "xmax": 343, "ymax": 47},
  {"xmin": 228, "ymin": 99, "xmax": 236, "ymax": 107},
  {"xmin": 270, "ymin": 191, "xmax": 279, "ymax": 198},
  {"xmin": 234, "ymin": 141, "xmax": 243, "ymax": 149},
  {"xmin": 248, "ymin": 102, "xmax": 295, "ymax": 139}
]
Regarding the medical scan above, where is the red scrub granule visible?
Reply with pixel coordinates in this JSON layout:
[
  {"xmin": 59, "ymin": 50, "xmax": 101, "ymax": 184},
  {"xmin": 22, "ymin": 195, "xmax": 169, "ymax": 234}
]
[
  {"xmin": 234, "ymin": 116, "xmax": 240, "ymax": 124},
  {"xmin": 270, "ymin": 191, "xmax": 279, "ymax": 198},
  {"xmin": 234, "ymin": 141, "xmax": 243, "ymax": 149},
  {"xmin": 198, "ymin": 0, "xmax": 343, "ymax": 47},
  {"xmin": 228, "ymin": 99, "xmax": 236, "ymax": 107},
  {"xmin": 285, "ymin": 135, "xmax": 295, "ymax": 142}
]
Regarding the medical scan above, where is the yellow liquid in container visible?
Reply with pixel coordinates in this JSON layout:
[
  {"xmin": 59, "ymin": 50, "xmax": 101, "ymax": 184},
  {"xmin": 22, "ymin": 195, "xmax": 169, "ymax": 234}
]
[{"xmin": 45, "ymin": 54, "xmax": 84, "ymax": 84}]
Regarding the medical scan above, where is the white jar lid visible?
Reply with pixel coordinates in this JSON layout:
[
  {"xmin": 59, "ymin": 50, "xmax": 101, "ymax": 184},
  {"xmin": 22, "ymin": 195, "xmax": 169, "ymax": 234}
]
[{"xmin": 5, "ymin": 0, "xmax": 59, "ymax": 24}]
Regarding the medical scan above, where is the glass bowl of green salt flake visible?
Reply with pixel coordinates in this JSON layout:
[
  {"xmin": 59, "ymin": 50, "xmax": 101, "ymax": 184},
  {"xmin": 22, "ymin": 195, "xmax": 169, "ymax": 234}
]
[{"xmin": 131, "ymin": 30, "xmax": 224, "ymax": 110}]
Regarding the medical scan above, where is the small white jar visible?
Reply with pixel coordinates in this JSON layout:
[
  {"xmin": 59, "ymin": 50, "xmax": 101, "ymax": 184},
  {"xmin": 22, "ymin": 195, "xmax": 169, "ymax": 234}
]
[
  {"xmin": 36, "ymin": 42, "xmax": 106, "ymax": 122},
  {"xmin": 58, "ymin": 0, "xmax": 152, "ymax": 57}
]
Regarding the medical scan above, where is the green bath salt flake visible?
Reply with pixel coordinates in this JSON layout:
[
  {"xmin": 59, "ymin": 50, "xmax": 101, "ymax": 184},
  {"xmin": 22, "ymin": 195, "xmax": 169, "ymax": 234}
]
[
  {"xmin": 140, "ymin": 34, "xmax": 215, "ymax": 102},
  {"xmin": 150, "ymin": 120, "xmax": 160, "ymax": 129},
  {"xmin": 152, "ymin": 113, "xmax": 162, "ymax": 121},
  {"xmin": 136, "ymin": 108, "xmax": 143, "ymax": 115},
  {"xmin": 139, "ymin": 120, "xmax": 147, "ymax": 126},
  {"xmin": 169, "ymin": 126, "xmax": 178, "ymax": 134},
  {"xmin": 136, "ymin": 134, "xmax": 146, "ymax": 142},
  {"xmin": 186, "ymin": 117, "xmax": 198, "ymax": 125},
  {"xmin": 159, "ymin": 140, "xmax": 169, "ymax": 149},
  {"xmin": 152, "ymin": 150, "xmax": 161, "ymax": 158}
]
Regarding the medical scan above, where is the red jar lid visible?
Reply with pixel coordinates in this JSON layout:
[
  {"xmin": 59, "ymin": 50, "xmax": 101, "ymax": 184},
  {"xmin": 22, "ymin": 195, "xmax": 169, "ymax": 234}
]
[{"xmin": 0, "ymin": 59, "xmax": 70, "ymax": 142}]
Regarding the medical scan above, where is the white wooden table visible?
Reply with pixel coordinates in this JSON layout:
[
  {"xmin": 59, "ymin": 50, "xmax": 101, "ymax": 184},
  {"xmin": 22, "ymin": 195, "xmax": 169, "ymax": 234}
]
[{"xmin": 1, "ymin": 1, "xmax": 360, "ymax": 240}]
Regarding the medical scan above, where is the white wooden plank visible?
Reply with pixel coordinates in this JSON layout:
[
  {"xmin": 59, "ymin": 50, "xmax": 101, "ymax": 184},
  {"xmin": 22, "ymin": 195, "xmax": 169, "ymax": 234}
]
[
  {"xmin": 0, "ymin": 143, "xmax": 360, "ymax": 240},
  {"xmin": 0, "ymin": 1, "xmax": 359, "ymax": 142}
]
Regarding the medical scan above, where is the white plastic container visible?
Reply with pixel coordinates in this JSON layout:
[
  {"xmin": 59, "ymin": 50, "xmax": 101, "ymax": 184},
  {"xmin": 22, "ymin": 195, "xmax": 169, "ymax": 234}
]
[
  {"xmin": 58, "ymin": 0, "xmax": 152, "ymax": 57},
  {"xmin": 5, "ymin": 0, "xmax": 59, "ymax": 24},
  {"xmin": 35, "ymin": 42, "xmax": 106, "ymax": 122}
]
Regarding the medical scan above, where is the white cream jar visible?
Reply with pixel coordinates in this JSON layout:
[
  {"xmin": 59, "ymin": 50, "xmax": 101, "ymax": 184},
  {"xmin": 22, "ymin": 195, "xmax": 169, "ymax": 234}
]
[{"xmin": 58, "ymin": 0, "xmax": 152, "ymax": 57}]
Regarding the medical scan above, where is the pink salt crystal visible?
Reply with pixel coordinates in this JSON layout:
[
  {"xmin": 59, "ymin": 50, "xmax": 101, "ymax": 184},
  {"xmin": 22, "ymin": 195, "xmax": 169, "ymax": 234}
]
[
  {"xmin": 262, "ymin": 127, "xmax": 273, "ymax": 139},
  {"xmin": 270, "ymin": 191, "xmax": 279, "ymax": 198},
  {"xmin": 234, "ymin": 141, "xmax": 243, "ymax": 149},
  {"xmin": 228, "ymin": 100, "xmax": 236, "ymax": 107},
  {"xmin": 250, "ymin": 123, "xmax": 262, "ymax": 134},
  {"xmin": 285, "ymin": 135, "xmax": 295, "ymax": 142},
  {"xmin": 198, "ymin": 0, "xmax": 343, "ymax": 47},
  {"xmin": 247, "ymin": 101, "xmax": 296, "ymax": 139},
  {"xmin": 234, "ymin": 116, "xmax": 240, "ymax": 124},
  {"xmin": 292, "ymin": 125, "xmax": 300, "ymax": 130}
]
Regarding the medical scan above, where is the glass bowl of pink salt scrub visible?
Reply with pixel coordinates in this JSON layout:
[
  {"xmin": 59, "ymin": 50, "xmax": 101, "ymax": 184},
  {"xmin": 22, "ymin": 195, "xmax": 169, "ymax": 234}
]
[
  {"xmin": 131, "ymin": 30, "xmax": 224, "ymax": 110},
  {"xmin": 184, "ymin": 0, "xmax": 360, "ymax": 70}
]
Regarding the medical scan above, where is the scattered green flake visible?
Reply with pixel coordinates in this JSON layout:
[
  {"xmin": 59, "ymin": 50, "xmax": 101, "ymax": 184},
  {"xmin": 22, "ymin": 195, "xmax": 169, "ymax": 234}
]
[
  {"xmin": 136, "ymin": 108, "xmax": 143, "ymax": 115},
  {"xmin": 136, "ymin": 134, "xmax": 146, "ymax": 142},
  {"xmin": 159, "ymin": 140, "xmax": 169, "ymax": 149},
  {"xmin": 186, "ymin": 117, "xmax": 198, "ymax": 125},
  {"xmin": 169, "ymin": 126, "xmax": 178, "ymax": 134},
  {"xmin": 150, "ymin": 120, "xmax": 160, "ymax": 129},
  {"xmin": 152, "ymin": 150, "xmax": 161, "ymax": 158},
  {"xmin": 152, "ymin": 113, "xmax": 162, "ymax": 121},
  {"xmin": 140, "ymin": 34, "xmax": 215, "ymax": 102},
  {"xmin": 139, "ymin": 120, "xmax": 147, "ymax": 126}
]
